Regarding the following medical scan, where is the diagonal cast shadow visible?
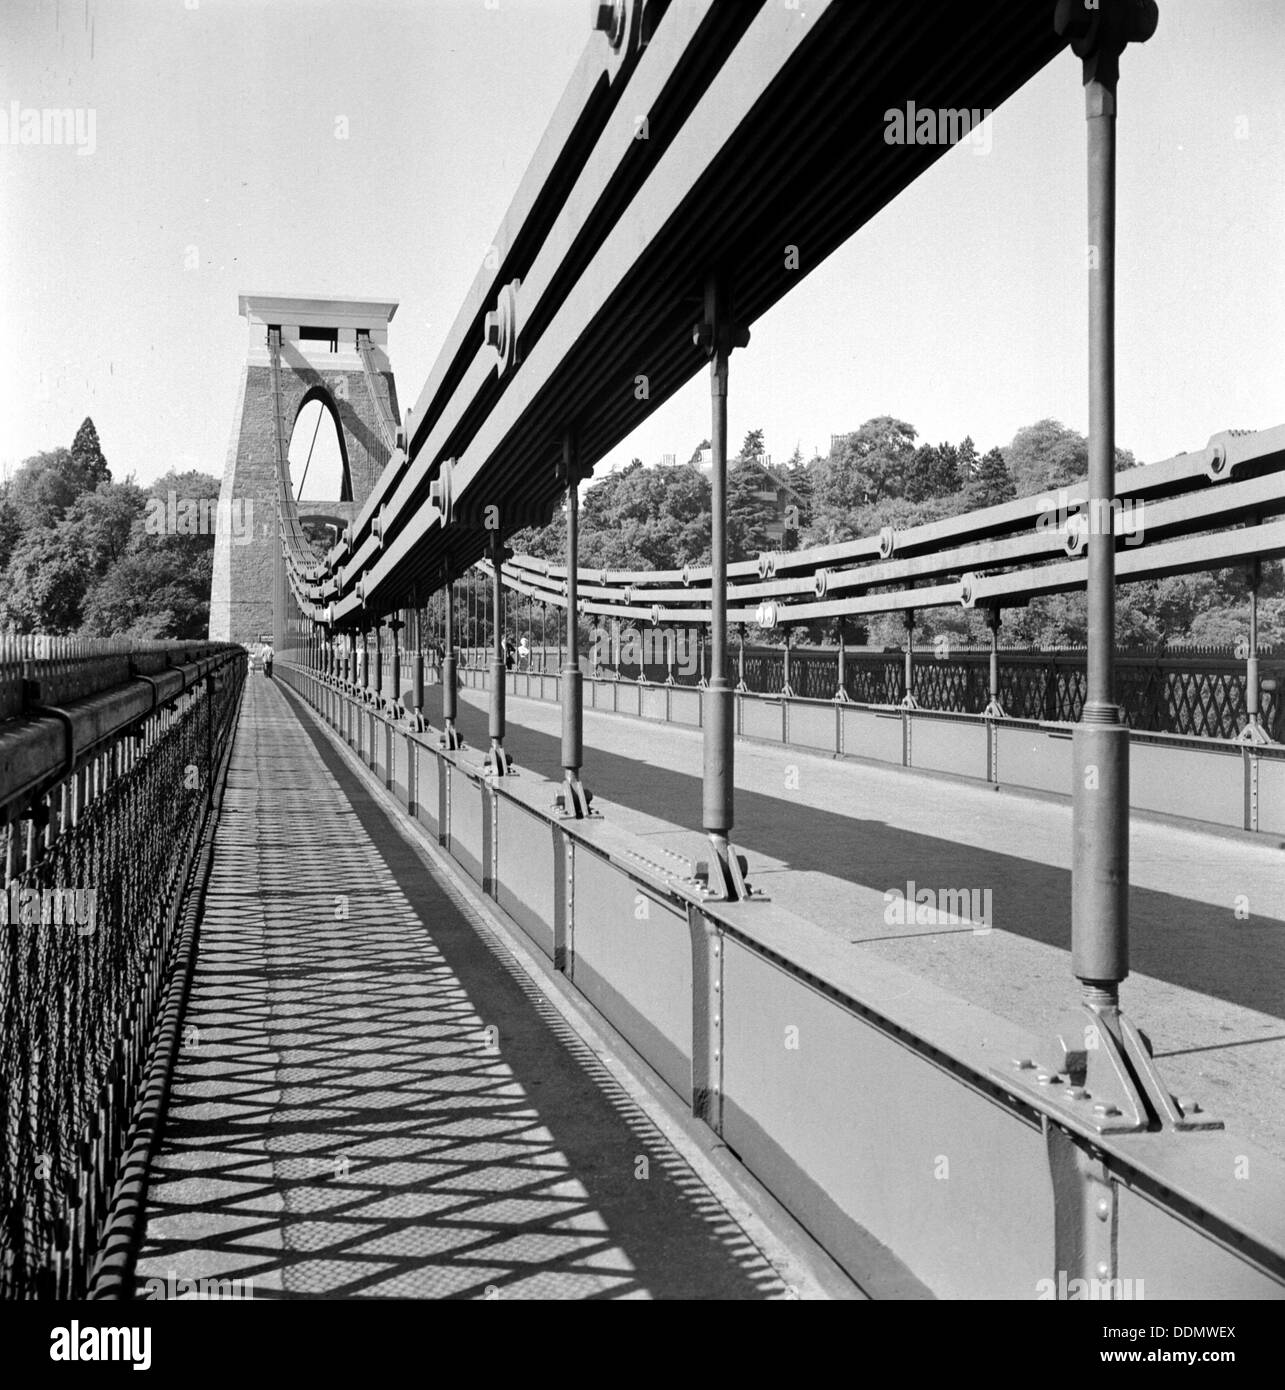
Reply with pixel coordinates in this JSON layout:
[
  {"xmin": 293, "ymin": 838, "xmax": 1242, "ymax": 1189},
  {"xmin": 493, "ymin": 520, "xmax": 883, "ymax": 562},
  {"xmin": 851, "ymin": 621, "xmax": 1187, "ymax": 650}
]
[
  {"xmin": 133, "ymin": 677, "xmax": 789, "ymax": 1301},
  {"xmin": 430, "ymin": 681, "xmax": 1285, "ymax": 1022}
]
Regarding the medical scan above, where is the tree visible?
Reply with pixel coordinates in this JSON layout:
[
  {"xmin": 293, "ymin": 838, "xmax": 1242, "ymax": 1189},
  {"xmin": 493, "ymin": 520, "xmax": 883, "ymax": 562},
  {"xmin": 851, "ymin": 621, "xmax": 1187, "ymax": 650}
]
[
  {"xmin": 70, "ymin": 417, "xmax": 111, "ymax": 490},
  {"xmin": 80, "ymin": 548, "xmax": 213, "ymax": 639},
  {"xmin": 6, "ymin": 448, "xmax": 85, "ymax": 530},
  {"xmin": 0, "ymin": 489, "xmax": 21, "ymax": 575},
  {"xmin": 64, "ymin": 481, "xmax": 145, "ymax": 575},
  {"xmin": 783, "ymin": 446, "xmax": 813, "ymax": 546},
  {"xmin": 77, "ymin": 470, "xmax": 220, "ymax": 639},
  {"xmin": 726, "ymin": 459, "xmax": 779, "ymax": 562},
  {"xmin": 577, "ymin": 460, "xmax": 711, "ymax": 570},
  {"xmin": 1003, "ymin": 419, "xmax": 1134, "ymax": 497},
  {"xmin": 812, "ymin": 416, "xmax": 918, "ymax": 540},
  {"xmin": 0, "ymin": 527, "xmax": 88, "ymax": 632},
  {"xmin": 740, "ymin": 428, "xmax": 765, "ymax": 461},
  {"xmin": 904, "ymin": 441, "xmax": 962, "ymax": 503},
  {"xmin": 956, "ymin": 435, "xmax": 979, "ymax": 484},
  {"xmin": 967, "ymin": 446, "xmax": 1016, "ymax": 506},
  {"xmin": 930, "ymin": 441, "xmax": 961, "ymax": 497}
]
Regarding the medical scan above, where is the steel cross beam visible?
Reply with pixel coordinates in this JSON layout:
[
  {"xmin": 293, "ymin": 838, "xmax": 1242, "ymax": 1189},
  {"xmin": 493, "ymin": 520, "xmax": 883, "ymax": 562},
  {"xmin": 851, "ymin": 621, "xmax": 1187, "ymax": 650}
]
[{"xmin": 284, "ymin": 1, "xmax": 1063, "ymax": 627}]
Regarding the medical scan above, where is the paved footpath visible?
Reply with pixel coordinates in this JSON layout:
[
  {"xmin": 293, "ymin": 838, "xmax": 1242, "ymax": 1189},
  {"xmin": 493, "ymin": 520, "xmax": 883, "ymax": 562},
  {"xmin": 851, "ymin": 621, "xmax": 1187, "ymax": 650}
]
[
  {"xmin": 132, "ymin": 676, "xmax": 840, "ymax": 1300},
  {"xmin": 437, "ymin": 681, "xmax": 1285, "ymax": 1163}
]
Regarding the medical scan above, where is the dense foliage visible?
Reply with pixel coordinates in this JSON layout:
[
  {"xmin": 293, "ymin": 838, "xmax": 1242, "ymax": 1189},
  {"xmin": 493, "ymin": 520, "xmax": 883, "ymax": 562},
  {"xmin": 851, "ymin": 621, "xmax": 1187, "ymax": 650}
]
[
  {"xmin": 4, "ymin": 415, "xmax": 1277, "ymax": 647},
  {"xmin": 0, "ymin": 419, "xmax": 218, "ymax": 638}
]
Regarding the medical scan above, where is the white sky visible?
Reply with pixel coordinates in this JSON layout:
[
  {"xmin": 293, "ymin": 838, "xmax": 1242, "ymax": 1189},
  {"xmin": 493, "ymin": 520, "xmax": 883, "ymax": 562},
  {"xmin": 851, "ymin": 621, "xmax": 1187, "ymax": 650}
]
[{"xmin": 1, "ymin": 0, "xmax": 1283, "ymax": 496}]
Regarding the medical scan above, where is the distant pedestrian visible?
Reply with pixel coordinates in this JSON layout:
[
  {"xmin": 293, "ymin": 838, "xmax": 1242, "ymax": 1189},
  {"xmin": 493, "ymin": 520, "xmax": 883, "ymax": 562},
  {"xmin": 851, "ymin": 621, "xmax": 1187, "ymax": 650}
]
[
  {"xmin": 518, "ymin": 635, "xmax": 530, "ymax": 670},
  {"xmin": 264, "ymin": 647, "xmax": 274, "ymax": 679},
  {"xmin": 504, "ymin": 638, "xmax": 515, "ymax": 671}
]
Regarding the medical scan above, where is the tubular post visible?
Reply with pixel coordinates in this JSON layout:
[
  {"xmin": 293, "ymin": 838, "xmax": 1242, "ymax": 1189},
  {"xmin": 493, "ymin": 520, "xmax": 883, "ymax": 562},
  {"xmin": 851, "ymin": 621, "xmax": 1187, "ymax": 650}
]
[
  {"xmin": 1239, "ymin": 557, "xmax": 1270, "ymax": 744},
  {"xmin": 984, "ymin": 603, "xmax": 1006, "ymax": 718},
  {"xmin": 693, "ymin": 278, "xmax": 750, "ymax": 899},
  {"xmin": 835, "ymin": 619, "xmax": 849, "ymax": 702},
  {"xmin": 736, "ymin": 624, "xmax": 746, "ymax": 693},
  {"xmin": 559, "ymin": 432, "xmax": 589, "ymax": 816},
  {"xmin": 441, "ymin": 575, "xmax": 460, "ymax": 750},
  {"xmin": 373, "ymin": 621, "xmax": 384, "ymax": 704},
  {"xmin": 388, "ymin": 615, "xmax": 403, "ymax": 717},
  {"xmin": 1060, "ymin": 0, "xmax": 1159, "ymax": 1025},
  {"xmin": 487, "ymin": 529, "xmax": 511, "ymax": 774},
  {"xmin": 410, "ymin": 603, "xmax": 425, "ymax": 731},
  {"xmin": 900, "ymin": 610, "xmax": 919, "ymax": 709},
  {"xmin": 993, "ymin": 0, "xmax": 1213, "ymax": 1147}
]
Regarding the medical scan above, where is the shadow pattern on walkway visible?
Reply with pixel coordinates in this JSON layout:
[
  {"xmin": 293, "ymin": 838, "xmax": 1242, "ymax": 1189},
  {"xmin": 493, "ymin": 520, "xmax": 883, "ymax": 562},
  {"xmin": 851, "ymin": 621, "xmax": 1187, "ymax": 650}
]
[{"xmin": 132, "ymin": 677, "xmax": 789, "ymax": 1300}]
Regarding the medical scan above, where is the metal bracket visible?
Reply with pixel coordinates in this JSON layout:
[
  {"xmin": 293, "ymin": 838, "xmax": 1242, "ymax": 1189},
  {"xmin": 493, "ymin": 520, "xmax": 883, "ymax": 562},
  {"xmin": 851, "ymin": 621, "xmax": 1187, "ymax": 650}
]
[
  {"xmin": 555, "ymin": 776, "xmax": 593, "ymax": 819},
  {"xmin": 695, "ymin": 839, "xmax": 767, "ymax": 903},
  {"xmin": 993, "ymin": 1003, "xmax": 1222, "ymax": 1136}
]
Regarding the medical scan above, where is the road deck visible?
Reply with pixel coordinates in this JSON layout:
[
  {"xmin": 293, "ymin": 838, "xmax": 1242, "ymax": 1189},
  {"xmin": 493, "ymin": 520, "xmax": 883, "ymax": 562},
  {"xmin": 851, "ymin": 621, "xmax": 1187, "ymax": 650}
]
[{"xmin": 439, "ymin": 680, "xmax": 1285, "ymax": 1163}]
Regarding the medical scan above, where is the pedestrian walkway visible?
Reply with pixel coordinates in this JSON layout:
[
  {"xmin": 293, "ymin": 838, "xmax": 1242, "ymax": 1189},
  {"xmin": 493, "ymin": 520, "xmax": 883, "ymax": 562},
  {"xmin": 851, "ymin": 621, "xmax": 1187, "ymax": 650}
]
[{"xmin": 131, "ymin": 676, "xmax": 822, "ymax": 1299}]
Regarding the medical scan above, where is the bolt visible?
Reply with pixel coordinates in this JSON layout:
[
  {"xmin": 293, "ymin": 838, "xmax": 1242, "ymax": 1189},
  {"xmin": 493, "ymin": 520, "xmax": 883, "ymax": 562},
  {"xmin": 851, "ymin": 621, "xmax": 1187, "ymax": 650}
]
[
  {"xmin": 1093, "ymin": 1102, "xmax": 1121, "ymax": 1117},
  {"xmin": 1096, "ymin": 1261, "xmax": 1111, "ymax": 1280},
  {"xmin": 1068, "ymin": 1086, "xmax": 1088, "ymax": 1101},
  {"xmin": 1096, "ymin": 1198, "xmax": 1111, "ymax": 1222},
  {"xmin": 1013, "ymin": 1057, "xmax": 1035, "ymax": 1069},
  {"xmin": 1177, "ymin": 1096, "xmax": 1202, "ymax": 1115},
  {"xmin": 483, "ymin": 309, "xmax": 501, "ymax": 350}
]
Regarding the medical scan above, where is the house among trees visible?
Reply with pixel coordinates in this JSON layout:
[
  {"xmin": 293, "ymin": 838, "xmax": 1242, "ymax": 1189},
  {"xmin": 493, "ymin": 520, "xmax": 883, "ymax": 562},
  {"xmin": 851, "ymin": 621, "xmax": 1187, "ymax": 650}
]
[{"xmin": 688, "ymin": 434, "xmax": 807, "ymax": 548}]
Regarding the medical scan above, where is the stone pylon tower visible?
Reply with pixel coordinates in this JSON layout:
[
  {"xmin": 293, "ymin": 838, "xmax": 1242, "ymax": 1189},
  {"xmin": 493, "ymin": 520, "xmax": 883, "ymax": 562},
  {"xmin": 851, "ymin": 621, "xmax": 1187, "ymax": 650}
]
[{"xmin": 209, "ymin": 294, "xmax": 400, "ymax": 645}]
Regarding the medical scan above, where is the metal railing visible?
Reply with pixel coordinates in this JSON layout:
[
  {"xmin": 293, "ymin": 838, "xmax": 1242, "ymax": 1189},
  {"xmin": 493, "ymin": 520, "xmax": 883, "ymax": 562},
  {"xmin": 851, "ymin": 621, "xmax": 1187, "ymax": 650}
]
[
  {"xmin": 0, "ymin": 638, "xmax": 245, "ymax": 1298},
  {"xmin": 600, "ymin": 642, "xmax": 1282, "ymax": 742}
]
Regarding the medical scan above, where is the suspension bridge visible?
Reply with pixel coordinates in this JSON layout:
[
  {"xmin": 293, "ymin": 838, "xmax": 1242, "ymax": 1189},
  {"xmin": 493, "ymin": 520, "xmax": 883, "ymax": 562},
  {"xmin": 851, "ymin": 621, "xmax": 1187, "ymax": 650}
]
[{"xmin": 3, "ymin": 0, "xmax": 1283, "ymax": 1302}]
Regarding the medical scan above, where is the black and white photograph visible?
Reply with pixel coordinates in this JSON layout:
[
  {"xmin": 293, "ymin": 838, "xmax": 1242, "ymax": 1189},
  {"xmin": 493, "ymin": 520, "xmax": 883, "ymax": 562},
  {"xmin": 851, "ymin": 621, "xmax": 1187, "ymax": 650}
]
[{"xmin": 0, "ymin": 0, "xmax": 1281, "ymax": 1360}]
